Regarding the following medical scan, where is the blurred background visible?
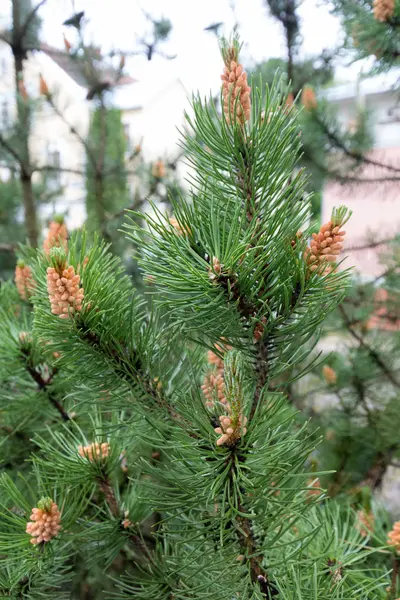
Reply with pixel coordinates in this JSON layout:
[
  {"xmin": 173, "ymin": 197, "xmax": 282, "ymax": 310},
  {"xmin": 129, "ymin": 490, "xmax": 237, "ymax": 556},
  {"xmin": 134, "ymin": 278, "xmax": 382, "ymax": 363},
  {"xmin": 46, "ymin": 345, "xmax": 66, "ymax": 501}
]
[{"xmin": 0, "ymin": 0, "xmax": 399, "ymax": 517}]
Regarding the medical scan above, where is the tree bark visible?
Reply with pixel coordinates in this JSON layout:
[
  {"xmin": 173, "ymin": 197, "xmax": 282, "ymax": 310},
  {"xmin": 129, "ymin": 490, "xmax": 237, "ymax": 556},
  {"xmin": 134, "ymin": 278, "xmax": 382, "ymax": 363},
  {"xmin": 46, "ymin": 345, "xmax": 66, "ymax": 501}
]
[{"xmin": 12, "ymin": 0, "xmax": 39, "ymax": 247}]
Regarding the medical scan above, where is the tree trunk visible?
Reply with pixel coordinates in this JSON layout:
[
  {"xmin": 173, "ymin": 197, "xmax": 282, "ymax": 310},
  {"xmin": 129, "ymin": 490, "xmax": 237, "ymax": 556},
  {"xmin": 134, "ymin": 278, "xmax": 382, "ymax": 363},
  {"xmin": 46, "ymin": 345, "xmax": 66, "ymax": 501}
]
[{"xmin": 12, "ymin": 0, "xmax": 39, "ymax": 247}]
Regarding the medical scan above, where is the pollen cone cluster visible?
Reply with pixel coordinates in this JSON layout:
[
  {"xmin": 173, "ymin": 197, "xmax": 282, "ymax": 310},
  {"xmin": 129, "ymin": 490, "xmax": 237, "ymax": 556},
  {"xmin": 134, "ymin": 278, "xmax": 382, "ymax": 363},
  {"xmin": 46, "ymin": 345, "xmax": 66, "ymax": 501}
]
[
  {"xmin": 306, "ymin": 477, "xmax": 321, "ymax": 501},
  {"xmin": 323, "ymin": 365, "xmax": 337, "ymax": 385},
  {"xmin": 214, "ymin": 413, "xmax": 247, "ymax": 447},
  {"xmin": 304, "ymin": 216, "xmax": 347, "ymax": 275},
  {"xmin": 78, "ymin": 442, "xmax": 110, "ymax": 461},
  {"xmin": 221, "ymin": 45, "xmax": 251, "ymax": 125},
  {"xmin": 202, "ymin": 371, "xmax": 226, "ymax": 408},
  {"xmin": 43, "ymin": 219, "xmax": 68, "ymax": 256},
  {"xmin": 169, "ymin": 217, "xmax": 190, "ymax": 236},
  {"xmin": 301, "ymin": 86, "xmax": 317, "ymax": 110},
  {"xmin": 202, "ymin": 345, "xmax": 230, "ymax": 408},
  {"xmin": 373, "ymin": 0, "xmax": 395, "ymax": 21},
  {"xmin": 387, "ymin": 520, "xmax": 400, "ymax": 552},
  {"xmin": 26, "ymin": 498, "xmax": 61, "ymax": 544},
  {"xmin": 47, "ymin": 264, "xmax": 84, "ymax": 319},
  {"xmin": 15, "ymin": 262, "xmax": 35, "ymax": 300},
  {"xmin": 356, "ymin": 509, "xmax": 375, "ymax": 538},
  {"xmin": 152, "ymin": 159, "xmax": 166, "ymax": 178}
]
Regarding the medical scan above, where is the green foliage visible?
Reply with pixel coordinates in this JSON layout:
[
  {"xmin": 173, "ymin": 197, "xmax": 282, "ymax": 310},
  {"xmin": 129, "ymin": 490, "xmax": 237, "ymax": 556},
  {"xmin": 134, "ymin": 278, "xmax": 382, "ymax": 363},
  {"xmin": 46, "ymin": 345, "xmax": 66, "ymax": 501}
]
[
  {"xmin": 331, "ymin": 0, "xmax": 400, "ymax": 72},
  {"xmin": 0, "ymin": 42, "xmax": 397, "ymax": 599},
  {"xmin": 85, "ymin": 107, "xmax": 129, "ymax": 239}
]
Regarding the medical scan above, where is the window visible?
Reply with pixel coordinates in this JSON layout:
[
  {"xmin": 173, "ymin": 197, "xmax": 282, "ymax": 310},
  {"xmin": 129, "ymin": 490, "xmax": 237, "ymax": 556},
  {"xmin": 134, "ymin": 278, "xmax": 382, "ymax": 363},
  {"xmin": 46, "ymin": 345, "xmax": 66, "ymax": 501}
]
[
  {"xmin": 1, "ymin": 100, "xmax": 9, "ymax": 129},
  {"xmin": 122, "ymin": 122, "xmax": 131, "ymax": 149},
  {"xmin": 47, "ymin": 148, "xmax": 61, "ymax": 185}
]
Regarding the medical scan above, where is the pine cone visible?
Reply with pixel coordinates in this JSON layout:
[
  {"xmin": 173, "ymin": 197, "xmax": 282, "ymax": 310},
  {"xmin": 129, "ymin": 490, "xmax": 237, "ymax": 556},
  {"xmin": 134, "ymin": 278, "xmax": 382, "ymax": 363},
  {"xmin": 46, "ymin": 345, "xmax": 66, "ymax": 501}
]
[
  {"xmin": 221, "ymin": 56, "xmax": 251, "ymax": 125},
  {"xmin": 169, "ymin": 217, "xmax": 190, "ymax": 236},
  {"xmin": 26, "ymin": 498, "xmax": 61, "ymax": 544},
  {"xmin": 323, "ymin": 365, "xmax": 337, "ymax": 385},
  {"xmin": 214, "ymin": 413, "xmax": 247, "ymax": 447},
  {"xmin": 388, "ymin": 521, "xmax": 400, "ymax": 552},
  {"xmin": 201, "ymin": 371, "xmax": 226, "ymax": 407},
  {"xmin": 39, "ymin": 74, "xmax": 50, "ymax": 97},
  {"xmin": 15, "ymin": 262, "xmax": 35, "ymax": 300},
  {"xmin": 301, "ymin": 86, "xmax": 317, "ymax": 110},
  {"xmin": 304, "ymin": 208, "xmax": 350, "ymax": 275},
  {"xmin": 152, "ymin": 160, "xmax": 166, "ymax": 178},
  {"xmin": 356, "ymin": 509, "xmax": 374, "ymax": 537},
  {"xmin": 47, "ymin": 264, "xmax": 84, "ymax": 319},
  {"xmin": 78, "ymin": 442, "xmax": 110, "ymax": 461},
  {"xmin": 373, "ymin": 0, "xmax": 395, "ymax": 21},
  {"xmin": 306, "ymin": 477, "xmax": 321, "ymax": 500},
  {"xmin": 43, "ymin": 219, "xmax": 68, "ymax": 256}
]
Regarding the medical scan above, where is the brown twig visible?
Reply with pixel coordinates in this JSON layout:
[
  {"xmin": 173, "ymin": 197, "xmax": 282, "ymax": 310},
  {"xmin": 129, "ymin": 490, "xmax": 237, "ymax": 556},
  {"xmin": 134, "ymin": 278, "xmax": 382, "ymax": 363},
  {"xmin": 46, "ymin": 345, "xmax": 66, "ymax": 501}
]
[{"xmin": 339, "ymin": 304, "xmax": 400, "ymax": 389}]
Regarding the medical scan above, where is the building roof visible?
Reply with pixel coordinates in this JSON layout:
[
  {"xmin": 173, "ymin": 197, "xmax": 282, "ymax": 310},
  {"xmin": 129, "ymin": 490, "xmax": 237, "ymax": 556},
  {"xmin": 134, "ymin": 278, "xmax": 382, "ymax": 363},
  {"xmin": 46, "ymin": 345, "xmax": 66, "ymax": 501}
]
[{"xmin": 40, "ymin": 43, "xmax": 136, "ymax": 90}]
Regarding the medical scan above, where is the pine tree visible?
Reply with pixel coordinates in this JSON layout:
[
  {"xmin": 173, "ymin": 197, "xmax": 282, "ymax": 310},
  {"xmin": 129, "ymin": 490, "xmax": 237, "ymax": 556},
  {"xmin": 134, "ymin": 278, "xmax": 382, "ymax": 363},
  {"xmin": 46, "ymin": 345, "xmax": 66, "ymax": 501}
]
[
  {"xmin": 85, "ymin": 107, "xmax": 129, "ymax": 242},
  {"xmin": 0, "ymin": 33, "xmax": 398, "ymax": 599}
]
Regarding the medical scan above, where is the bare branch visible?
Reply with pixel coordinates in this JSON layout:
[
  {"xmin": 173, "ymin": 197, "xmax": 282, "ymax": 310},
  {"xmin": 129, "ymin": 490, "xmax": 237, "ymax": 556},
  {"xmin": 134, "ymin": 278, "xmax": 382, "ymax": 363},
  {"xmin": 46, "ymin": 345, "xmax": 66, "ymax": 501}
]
[
  {"xmin": 19, "ymin": 0, "xmax": 47, "ymax": 45},
  {"xmin": 0, "ymin": 132, "xmax": 26, "ymax": 172}
]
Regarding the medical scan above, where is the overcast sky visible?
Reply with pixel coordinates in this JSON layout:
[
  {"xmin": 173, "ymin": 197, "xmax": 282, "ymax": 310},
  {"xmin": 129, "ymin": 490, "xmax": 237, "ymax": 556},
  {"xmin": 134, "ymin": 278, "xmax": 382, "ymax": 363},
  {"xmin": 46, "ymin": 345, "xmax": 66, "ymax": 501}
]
[
  {"xmin": 33, "ymin": 0, "xmax": 359, "ymax": 94},
  {"xmin": 0, "ymin": 0, "xmax": 363, "ymax": 94}
]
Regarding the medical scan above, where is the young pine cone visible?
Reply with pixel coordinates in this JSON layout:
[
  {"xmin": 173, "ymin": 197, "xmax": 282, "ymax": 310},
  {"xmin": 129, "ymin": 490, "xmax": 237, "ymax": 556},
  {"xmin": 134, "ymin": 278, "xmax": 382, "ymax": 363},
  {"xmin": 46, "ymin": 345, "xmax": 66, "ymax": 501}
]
[
  {"xmin": 152, "ymin": 159, "xmax": 166, "ymax": 179},
  {"xmin": 78, "ymin": 442, "xmax": 110, "ymax": 461},
  {"xmin": 47, "ymin": 264, "xmax": 84, "ymax": 319},
  {"xmin": 373, "ymin": 0, "xmax": 395, "ymax": 21},
  {"xmin": 201, "ymin": 371, "xmax": 227, "ymax": 407},
  {"xmin": 304, "ymin": 208, "xmax": 350, "ymax": 275},
  {"xmin": 169, "ymin": 217, "xmax": 190, "ymax": 236},
  {"xmin": 26, "ymin": 498, "xmax": 61, "ymax": 544},
  {"xmin": 221, "ymin": 47, "xmax": 251, "ymax": 125},
  {"xmin": 301, "ymin": 86, "xmax": 317, "ymax": 110},
  {"xmin": 214, "ymin": 413, "xmax": 247, "ymax": 447},
  {"xmin": 15, "ymin": 261, "xmax": 35, "ymax": 300},
  {"xmin": 388, "ymin": 520, "xmax": 400, "ymax": 552},
  {"xmin": 306, "ymin": 477, "xmax": 322, "ymax": 501},
  {"xmin": 323, "ymin": 365, "xmax": 337, "ymax": 385},
  {"xmin": 207, "ymin": 348, "xmax": 224, "ymax": 371},
  {"xmin": 43, "ymin": 219, "xmax": 68, "ymax": 256},
  {"xmin": 356, "ymin": 509, "xmax": 375, "ymax": 538}
]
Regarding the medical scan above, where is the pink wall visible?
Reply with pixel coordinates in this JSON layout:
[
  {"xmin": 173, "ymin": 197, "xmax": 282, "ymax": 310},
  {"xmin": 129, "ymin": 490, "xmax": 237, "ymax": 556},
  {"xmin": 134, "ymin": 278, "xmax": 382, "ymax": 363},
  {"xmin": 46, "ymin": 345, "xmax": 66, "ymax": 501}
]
[{"xmin": 322, "ymin": 147, "xmax": 400, "ymax": 278}]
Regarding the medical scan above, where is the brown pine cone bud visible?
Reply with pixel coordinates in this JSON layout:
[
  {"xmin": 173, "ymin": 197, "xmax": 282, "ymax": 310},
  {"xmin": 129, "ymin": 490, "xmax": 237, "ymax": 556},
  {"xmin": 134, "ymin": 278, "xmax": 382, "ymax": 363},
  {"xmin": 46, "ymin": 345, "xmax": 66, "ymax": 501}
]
[
  {"xmin": 47, "ymin": 263, "xmax": 84, "ymax": 319},
  {"xmin": 169, "ymin": 217, "xmax": 190, "ymax": 236},
  {"xmin": 323, "ymin": 365, "xmax": 337, "ymax": 385},
  {"xmin": 306, "ymin": 477, "xmax": 322, "ymax": 501},
  {"xmin": 78, "ymin": 442, "xmax": 110, "ymax": 461},
  {"xmin": 373, "ymin": 0, "xmax": 395, "ymax": 21},
  {"xmin": 152, "ymin": 159, "xmax": 166, "ymax": 179},
  {"xmin": 208, "ymin": 256, "xmax": 224, "ymax": 283},
  {"xmin": 15, "ymin": 261, "xmax": 36, "ymax": 300},
  {"xmin": 43, "ymin": 218, "xmax": 68, "ymax": 256},
  {"xmin": 388, "ymin": 520, "xmax": 400, "ymax": 552},
  {"xmin": 26, "ymin": 497, "xmax": 61, "ymax": 544},
  {"xmin": 221, "ymin": 40, "xmax": 251, "ymax": 125},
  {"xmin": 356, "ymin": 509, "xmax": 375, "ymax": 537},
  {"xmin": 301, "ymin": 86, "xmax": 317, "ymax": 110},
  {"xmin": 39, "ymin": 74, "xmax": 50, "ymax": 97}
]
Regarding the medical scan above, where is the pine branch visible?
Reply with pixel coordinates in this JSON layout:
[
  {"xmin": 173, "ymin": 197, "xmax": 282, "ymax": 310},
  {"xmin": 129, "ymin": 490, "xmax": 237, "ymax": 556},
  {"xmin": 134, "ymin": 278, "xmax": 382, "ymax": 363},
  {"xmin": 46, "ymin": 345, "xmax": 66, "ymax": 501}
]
[
  {"xmin": 313, "ymin": 113, "xmax": 400, "ymax": 174},
  {"xmin": 18, "ymin": 0, "xmax": 47, "ymax": 46},
  {"xmin": 346, "ymin": 236, "xmax": 397, "ymax": 251},
  {"xmin": 339, "ymin": 304, "xmax": 400, "ymax": 389},
  {"xmin": 19, "ymin": 347, "xmax": 70, "ymax": 421},
  {"xmin": 228, "ymin": 451, "xmax": 278, "ymax": 598}
]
